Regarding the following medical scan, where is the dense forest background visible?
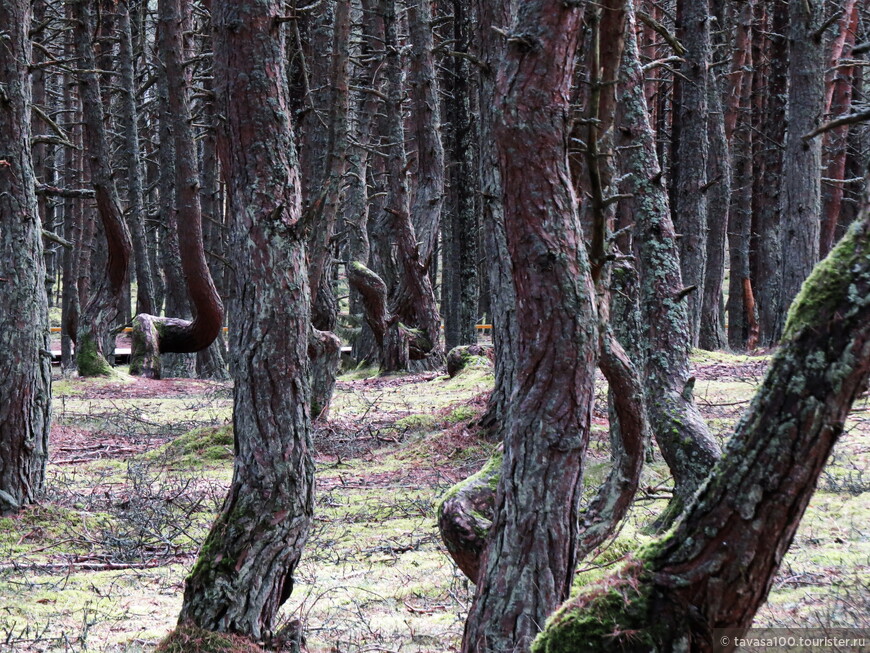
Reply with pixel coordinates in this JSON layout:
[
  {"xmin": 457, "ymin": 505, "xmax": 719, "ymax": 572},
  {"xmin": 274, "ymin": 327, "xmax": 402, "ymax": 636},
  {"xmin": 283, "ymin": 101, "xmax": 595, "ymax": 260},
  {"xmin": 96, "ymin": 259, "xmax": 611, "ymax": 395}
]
[{"xmin": 1, "ymin": 0, "xmax": 870, "ymax": 651}]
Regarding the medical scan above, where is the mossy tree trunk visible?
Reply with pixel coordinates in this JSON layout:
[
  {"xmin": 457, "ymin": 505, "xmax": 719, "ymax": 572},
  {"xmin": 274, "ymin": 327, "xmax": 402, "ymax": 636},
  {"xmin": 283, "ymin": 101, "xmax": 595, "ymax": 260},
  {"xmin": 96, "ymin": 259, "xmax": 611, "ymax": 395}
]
[
  {"xmin": 615, "ymin": 7, "xmax": 721, "ymax": 529},
  {"xmin": 129, "ymin": 0, "xmax": 224, "ymax": 380},
  {"xmin": 533, "ymin": 181, "xmax": 870, "ymax": 653},
  {"xmin": 177, "ymin": 0, "xmax": 314, "ymax": 641},
  {"xmin": 72, "ymin": 0, "xmax": 133, "ymax": 377},
  {"xmin": 0, "ymin": 0, "xmax": 52, "ymax": 514},
  {"xmin": 460, "ymin": 1, "xmax": 599, "ymax": 650}
]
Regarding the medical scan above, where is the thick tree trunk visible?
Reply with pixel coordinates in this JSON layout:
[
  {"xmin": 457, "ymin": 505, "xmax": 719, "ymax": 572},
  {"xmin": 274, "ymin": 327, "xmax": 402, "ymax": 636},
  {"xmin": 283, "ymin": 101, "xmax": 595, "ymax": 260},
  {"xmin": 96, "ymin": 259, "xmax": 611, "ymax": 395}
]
[
  {"xmin": 461, "ymin": 2, "xmax": 598, "ymax": 650},
  {"xmin": 615, "ymin": 7, "xmax": 721, "ymax": 529},
  {"xmin": 72, "ymin": 0, "xmax": 134, "ymax": 377},
  {"xmin": 178, "ymin": 0, "xmax": 314, "ymax": 641},
  {"xmin": 777, "ymin": 0, "xmax": 825, "ymax": 336},
  {"xmin": 534, "ymin": 188, "xmax": 870, "ymax": 653},
  {"xmin": 130, "ymin": 0, "xmax": 224, "ymax": 379},
  {"xmin": 0, "ymin": 0, "xmax": 52, "ymax": 515}
]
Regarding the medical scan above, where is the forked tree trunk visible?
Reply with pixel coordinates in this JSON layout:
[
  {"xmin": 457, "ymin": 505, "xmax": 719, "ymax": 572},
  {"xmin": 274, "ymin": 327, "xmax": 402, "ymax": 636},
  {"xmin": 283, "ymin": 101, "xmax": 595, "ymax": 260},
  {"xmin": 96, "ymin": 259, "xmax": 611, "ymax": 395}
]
[
  {"xmin": 178, "ymin": 0, "xmax": 314, "ymax": 641},
  {"xmin": 461, "ymin": 1, "xmax": 599, "ymax": 650},
  {"xmin": 0, "ymin": 0, "xmax": 52, "ymax": 515},
  {"xmin": 72, "ymin": 0, "xmax": 133, "ymax": 377},
  {"xmin": 615, "ymin": 6, "xmax": 721, "ymax": 529},
  {"xmin": 533, "ymin": 181, "xmax": 870, "ymax": 653},
  {"xmin": 129, "ymin": 0, "xmax": 224, "ymax": 379}
]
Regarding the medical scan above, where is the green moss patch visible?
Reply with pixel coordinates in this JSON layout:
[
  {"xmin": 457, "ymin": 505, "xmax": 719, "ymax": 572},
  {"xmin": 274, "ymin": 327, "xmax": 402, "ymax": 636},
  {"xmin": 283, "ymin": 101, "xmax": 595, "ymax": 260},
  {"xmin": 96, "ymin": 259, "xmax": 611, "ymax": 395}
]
[
  {"xmin": 145, "ymin": 425, "xmax": 234, "ymax": 466},
  {"xmin": 156, "ymin": 622, "xmax": 263, "ymax": 652}
]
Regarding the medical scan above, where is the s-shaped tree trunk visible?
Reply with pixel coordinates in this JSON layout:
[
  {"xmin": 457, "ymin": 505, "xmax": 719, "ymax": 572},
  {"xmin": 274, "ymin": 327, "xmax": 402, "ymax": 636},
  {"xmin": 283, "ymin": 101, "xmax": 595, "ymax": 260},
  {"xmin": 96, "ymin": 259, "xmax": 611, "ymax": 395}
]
[
  {"xmin": 461, "ymin": 1, "xmax": 599, "ymax": 650},
  {"xmin": 176, "ymin": 0, "xmax": 313, "ymax": 642}
]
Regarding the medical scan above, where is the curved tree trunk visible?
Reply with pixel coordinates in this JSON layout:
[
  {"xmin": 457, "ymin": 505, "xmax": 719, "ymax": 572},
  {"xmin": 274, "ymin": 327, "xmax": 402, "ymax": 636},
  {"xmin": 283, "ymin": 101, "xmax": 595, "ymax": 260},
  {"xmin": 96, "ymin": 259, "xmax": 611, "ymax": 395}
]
[
  {"xmin": 534, "ymin": 188, "xmax": 870, "ymax": 653},
  {"xmin": 178, "ymin": 0, "xmax": 313, "ymax": 641},
  {"xmin": 615, "ymin": 6, "xmax": 721, "ymax": 530},
  {"xmin": 72, "ymin": 0, "xmax": 134, "ymax": 377},
  {"xmin": 0, "ymin": 0, "xmax": 52, "ymax": 514},
  {"xmin": 129, "ymin": 0, "xmax": 224, "ymax": 379},
  {"xmin": 461, "ymin": 1, "xmax": 599, "ymax": 650}
]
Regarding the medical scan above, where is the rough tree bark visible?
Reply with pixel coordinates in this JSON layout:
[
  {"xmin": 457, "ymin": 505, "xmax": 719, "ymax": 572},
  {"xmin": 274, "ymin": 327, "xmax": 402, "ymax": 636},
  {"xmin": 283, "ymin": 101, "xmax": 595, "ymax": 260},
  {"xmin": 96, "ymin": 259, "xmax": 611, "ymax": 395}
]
[
  {"xmin": 615, "ymin": 6, "xmax": 721, "ymax": 529},
  {"xmin": 752, "ymin": 0, "xmax": 788, "ymax": 347},
  {"xmin": 533, "ymin": 175, "xmax": 870, "ymax": 653},
  {"xmin": 442, "ymin": 0, "xmax": 480, "ymax": 352},
  {"xmin": 72, "ymin": 0, "xmax": 134, "ymax": 377},
  {"xmin": 129, "ymin": 0, "xmax": 224, "ymax": 379},
  {"xmin": 670, "ymin": 0, "xmax": 712, "ymax": 346},
  {"xmin": 0, "ymin": 0, "xmax": 53, "ymax": 515},
  {"xmin": 460, "ymin": 1, "xmax": 599, "ymax": 650},
  {"xmin": 777, "ymin": 0, "xmax": 826, "ymax": 337},
  {"xmin": 118, "ymin": 0, "xmax": 156, "ymax": 317},
  {"xmin": 176, "ymin": 0, "xmax": 314, "ymax": 643},
  {"xmin": 474, "ymin": 0, "xmax": 518, "ymax": 436}
]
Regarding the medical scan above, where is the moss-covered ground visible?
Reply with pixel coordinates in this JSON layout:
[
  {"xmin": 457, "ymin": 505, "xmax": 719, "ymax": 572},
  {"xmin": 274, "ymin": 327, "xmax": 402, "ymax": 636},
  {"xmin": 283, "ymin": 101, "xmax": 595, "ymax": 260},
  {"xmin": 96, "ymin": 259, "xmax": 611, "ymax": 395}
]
[{"xmin": 0, "ymin": 351, "xmax": 866, "ymax": 651}]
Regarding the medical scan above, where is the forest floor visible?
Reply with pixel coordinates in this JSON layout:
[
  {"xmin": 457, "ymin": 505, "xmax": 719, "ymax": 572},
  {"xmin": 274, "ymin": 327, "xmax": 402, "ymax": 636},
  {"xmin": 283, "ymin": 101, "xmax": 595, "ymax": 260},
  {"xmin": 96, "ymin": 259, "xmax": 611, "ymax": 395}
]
[{"xmin": 0, "ymin": 350, "xmax": 867, "ymax": 652}]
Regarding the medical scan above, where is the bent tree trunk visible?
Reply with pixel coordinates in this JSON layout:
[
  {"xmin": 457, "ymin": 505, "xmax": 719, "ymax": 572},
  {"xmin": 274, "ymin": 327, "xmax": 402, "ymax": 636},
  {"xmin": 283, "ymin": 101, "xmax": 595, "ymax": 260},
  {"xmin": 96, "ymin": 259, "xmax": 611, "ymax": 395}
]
[
  {"xmin": 0, "ymin": 0, "xmax": 52, "ymax": 514},
  {"xmin": 534, "ymin": 194, "xmax": 870, "ymax": 653},
  {"xmin": 616, "ymin": 7, "xmax": 720, "ymax": 529},
  {"xmin": 177, "ymin": 0, "xmax": 313, "ymax": 642},
  {"xmin": 461, "ymin": 1, "xmax": 599, "ymax": 650},
  {"xmin": 73, "ymin": 0, "xmax": 133, "ymax": 377},
  {"xmin": 129, "ymin": 0, "xmax": 224, "ymax": 379}
]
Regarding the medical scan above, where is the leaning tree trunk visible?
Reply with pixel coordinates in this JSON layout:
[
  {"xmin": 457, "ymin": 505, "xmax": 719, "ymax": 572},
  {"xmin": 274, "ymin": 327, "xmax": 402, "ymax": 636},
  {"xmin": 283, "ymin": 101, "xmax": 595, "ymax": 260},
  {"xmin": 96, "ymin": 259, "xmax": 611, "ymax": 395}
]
[
  {"xmin": 177, "ymin": 0, "xmax": 314, "ymax": 642},
  {"xmin": 129, "ymin": 0, "xmax": 224, "ymax": 379},
  {"xmin": 615, "ymin": 6, "xmax": 721, "ymax": 530},
  {"xmin": 533, "ymin": 177, "xmax": 870, "ymax": 653},
  {"xmin": 461, "ymin": 1, "xmax": 599, "ymax": 651},
  {"xmin": 0, "ymin": 0, "xmax": 52, "ymax": 515},
  {"xmin": 72, "ymin": 0, "xmax": 133, "ymax": 377}
]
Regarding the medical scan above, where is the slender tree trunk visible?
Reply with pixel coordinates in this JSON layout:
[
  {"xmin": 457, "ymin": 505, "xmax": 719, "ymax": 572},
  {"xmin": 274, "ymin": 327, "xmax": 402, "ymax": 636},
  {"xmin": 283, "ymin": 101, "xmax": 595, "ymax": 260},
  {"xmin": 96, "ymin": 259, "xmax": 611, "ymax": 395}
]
[
  {"xmin": 474, "ymin": 0, "xmax": 518, "ymax": 436},
  {"xmin": 777, "ymin": 0, "xmax": 825, "ymax": 337},
  {"xmin": 461, "ymin": 2, "xmax": 598, "ymax": 650},
  {"xmin": 615, "ymin": 6, "xmax": 721, "ymax": 529},
  {"xmin": 753, "ymin": 0, "xmax": 787, "ymax": 346},
  {"xmin": 0, "ymin": 0, "xmax": 52, "ymax": 515},
  {"xmin": 670, "ymin": 0, "xmax": 711, "ymax": 346},
  {"xmin": 72, "ymin": 0, "xmax": 133, "ymax": 377},
  {"xmin": 821, "ymin": 1, "xmax": 860, "ymax": 257},
  {"xmin": 178, "ymin": 0, "xmax": 313, "ymax": 641},
  {"xmin": 118, "ymin": 0, "xmax": 156, "ymax": 317}
]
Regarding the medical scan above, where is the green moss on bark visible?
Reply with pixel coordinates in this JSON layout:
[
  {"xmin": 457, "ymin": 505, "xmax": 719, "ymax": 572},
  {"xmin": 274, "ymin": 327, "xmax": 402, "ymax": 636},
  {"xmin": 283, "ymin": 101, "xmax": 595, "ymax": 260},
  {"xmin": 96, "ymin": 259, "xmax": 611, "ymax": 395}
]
[
  {"xmin": 783, "ymin": 221, "xmax": 870, "ymax": 340},
  {"xmin": 76, "ymin": 334, "xmax": 114, "ymax": 377},
  {"xmin": 532, "ymin": 558, "xmax": 655, "ymax": 653}
]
